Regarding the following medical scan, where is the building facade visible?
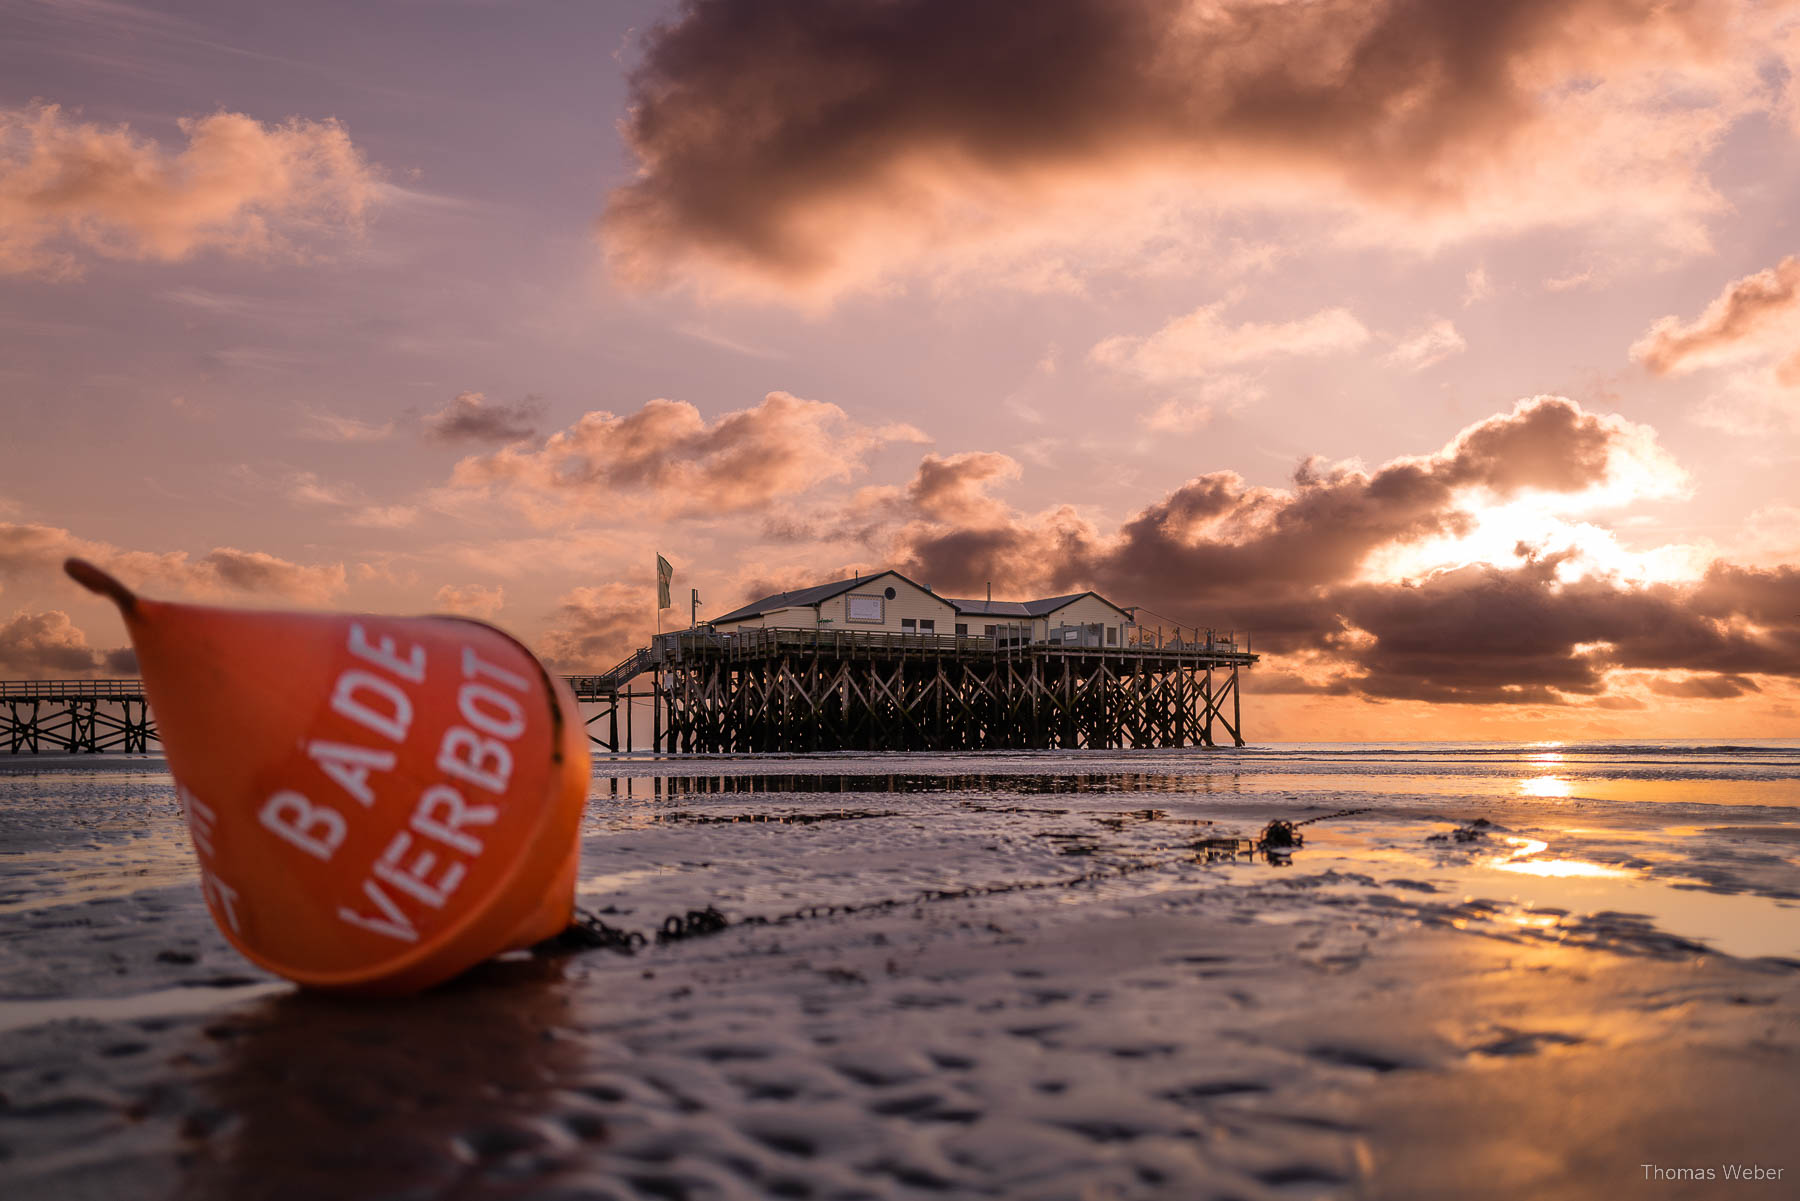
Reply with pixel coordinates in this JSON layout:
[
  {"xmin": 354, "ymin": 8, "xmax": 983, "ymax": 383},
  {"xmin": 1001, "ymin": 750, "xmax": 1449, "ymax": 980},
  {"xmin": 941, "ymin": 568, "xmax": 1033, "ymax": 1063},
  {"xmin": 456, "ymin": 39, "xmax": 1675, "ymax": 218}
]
[{"xmin": 708, "ymin": 572, "xmax": 1135, "ymax": 646}]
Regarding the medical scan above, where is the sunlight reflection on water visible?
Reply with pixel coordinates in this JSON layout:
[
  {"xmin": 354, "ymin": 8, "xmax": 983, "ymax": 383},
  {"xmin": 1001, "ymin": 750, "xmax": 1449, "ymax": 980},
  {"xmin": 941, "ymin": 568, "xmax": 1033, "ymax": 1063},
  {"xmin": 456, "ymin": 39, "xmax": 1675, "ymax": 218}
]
[{"xmin": 1490, "ymin": 836, "xmax": 1632, "ymax": 879}]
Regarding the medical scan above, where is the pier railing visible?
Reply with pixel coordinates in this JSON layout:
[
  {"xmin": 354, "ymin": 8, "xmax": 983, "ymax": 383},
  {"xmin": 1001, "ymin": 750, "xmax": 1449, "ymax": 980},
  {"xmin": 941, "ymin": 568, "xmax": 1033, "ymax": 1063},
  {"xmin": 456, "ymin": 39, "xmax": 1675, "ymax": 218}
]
[
  {"xmin": 648, "ymin": 625, "xmax": 1254, "ymax": 664},
  {"xmin": 0, "ymin": 679, "xmax": 147, "ymax": 699}
]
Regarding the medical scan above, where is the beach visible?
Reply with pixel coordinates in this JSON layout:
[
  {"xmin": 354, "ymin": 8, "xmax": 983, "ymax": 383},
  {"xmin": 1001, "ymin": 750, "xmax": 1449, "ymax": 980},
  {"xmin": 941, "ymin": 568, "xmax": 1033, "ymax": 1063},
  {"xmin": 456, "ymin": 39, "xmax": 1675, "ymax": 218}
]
[{"xmin": 2, "ymin": 743, "xmax": 1797, "ymax": 1200}]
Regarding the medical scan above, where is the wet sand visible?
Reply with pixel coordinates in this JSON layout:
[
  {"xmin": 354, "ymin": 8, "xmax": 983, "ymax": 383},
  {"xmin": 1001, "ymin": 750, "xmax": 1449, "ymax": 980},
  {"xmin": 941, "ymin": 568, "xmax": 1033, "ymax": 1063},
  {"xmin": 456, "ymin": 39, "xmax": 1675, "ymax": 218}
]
[{"xmin": 2, "ymin": 746, "xmax": 1797, "ymax": 1199}]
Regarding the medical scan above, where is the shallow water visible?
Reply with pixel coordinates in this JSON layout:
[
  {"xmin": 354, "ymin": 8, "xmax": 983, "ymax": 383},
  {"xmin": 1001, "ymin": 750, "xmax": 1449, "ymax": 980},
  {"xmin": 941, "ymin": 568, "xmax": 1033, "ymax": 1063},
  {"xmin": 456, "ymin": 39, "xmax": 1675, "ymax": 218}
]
[{"xmin": 2, "ymin": 743, "xmax": 1797, "ymax": 1199}]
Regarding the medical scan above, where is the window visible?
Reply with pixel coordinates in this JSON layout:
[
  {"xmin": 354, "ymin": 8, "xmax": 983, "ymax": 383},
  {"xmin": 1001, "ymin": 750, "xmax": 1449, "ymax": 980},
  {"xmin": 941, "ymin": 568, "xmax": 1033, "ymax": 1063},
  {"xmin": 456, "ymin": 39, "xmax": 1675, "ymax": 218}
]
[
  {"xmin": 1106, "ymin": 626, "xmax": 1117, "ymax": 645},
  {"xmin": 920, "ymin": 619, "xmax": 935, "ymax": 632},
  {"xmin": 955, "ymin": 623, "xmax": 968, "ymax": 637},
  {"xmin": 901, "ymin": 618, "xmax": 917, "ymax": 631},
  {"xmin": 847, "ymin": 594, "xmax": 884, "ymax": 623},
  {"xmin": 984, "ymin": 624, "xmax": 996, "ymax": 636}
]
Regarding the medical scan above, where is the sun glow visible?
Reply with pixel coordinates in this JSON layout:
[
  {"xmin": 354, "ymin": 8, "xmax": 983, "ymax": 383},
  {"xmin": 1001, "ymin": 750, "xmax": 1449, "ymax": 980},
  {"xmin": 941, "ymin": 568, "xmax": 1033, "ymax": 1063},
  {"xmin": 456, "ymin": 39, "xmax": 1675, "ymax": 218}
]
[
  {"xmin": 1359, "ymin": 497, "xmax": 1706, "ymax": 587},
  {"xmin": 1520, "ymin": 775, "xmax": 1574, "ymax": 798},
  {"xmin": 1490, "ymin": 837, "xmax": 1632, "ymax": 879}
]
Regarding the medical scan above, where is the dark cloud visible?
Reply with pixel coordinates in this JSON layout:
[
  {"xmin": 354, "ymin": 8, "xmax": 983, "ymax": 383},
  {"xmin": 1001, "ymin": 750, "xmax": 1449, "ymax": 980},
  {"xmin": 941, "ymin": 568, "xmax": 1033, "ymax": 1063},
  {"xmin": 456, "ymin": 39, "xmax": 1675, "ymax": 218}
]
[
  {"xmin": 605, "ymin": 0, "xmax": 1734, "ymax": 291},
  {"xmin": 1327, "ymin": 561, "xmax": 1800, "ymax": 704},
  {"xmin": 865, "ymin": 396, "xmax": 1792, "ymax": 705},
  {"xmin": 422, "ymin": 392, "xmax": 544, "ymax": 445},
  {"xmin": 1088, "ymin": 397, "xmax": 1658, "ymax": 635},
  {"xmin": 1647, "ymin": 674, "xmax": 1760, "ymax": 699},
  {"xmin": 1690, "ymin": 563, "xmax": 1800, "ymax": 623}
]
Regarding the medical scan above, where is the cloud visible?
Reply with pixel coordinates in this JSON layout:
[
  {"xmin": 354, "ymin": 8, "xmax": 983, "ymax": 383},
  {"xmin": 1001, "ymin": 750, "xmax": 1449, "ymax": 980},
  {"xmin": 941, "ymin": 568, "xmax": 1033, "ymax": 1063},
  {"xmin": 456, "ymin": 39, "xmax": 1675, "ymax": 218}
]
[
  {"xmin": 1093, "ymin": 302, "xmax": 1370, "ymax": 381},
  {"xmin": 603, "ymin": 0, "xmax": 1766, "ymax": 298},
  {"xmin": 1386, "ymin": 319, "xmax": 1467, "ymax": 372},
  {"xmin": 1633, "ymin": 255, "xmax": 1800, "ymax": 376},
  {"xmin": 343, "ymin": 505, "xmax": 419, "ymax": 530},
  {"xmin": 0, "ymin": 102, "xmax": 379, "ymax": 277},
  {"xmin": 1632, "ymin": 255, "xmax": 1800, "ymax": 433},
  {"xmin": 0, "ymin": 609, "xmax": 119, "ymax": 677},
  {"xmin": 433, "ymin": 584, "xmax": 505, "ymax": 620},
  {"xmin": 281, "ymin": 473, "xmax": 418, "ymax": 530},
  {"xmin": 447, "ymin": 391, "xmax": 930, "ymax": 522},
  {"xmin": 1328, "ymin": 557, "xmax": 1800, "ymax": 703},
  {"xmin": 422, "ymin": 392, "xmax": 545, "ymax": 445},
  {"xmin": 0, "ymin": 521, "xmax": 348, "ymax": 604},
  {"xmin": 905, "ymin": 452, "xmax": 1021, "ymax": 525},
  {"xmin": 876, "ymin": 396, "xmax": 1674, "ymax": 607},
  {"xmin": 829, "ymin": 396, "xmax": 1774, "ymax": 705},
  {"xmin": 1463, "ymin": 266, "xmax": 1493, "ymax": 306},
  {"xmin": 537, "ymin": 583, "xmax": 647, "ymax": 671},
  {"xmin": 1645, "ymin": 672, "xmax": 1761, "ymax": 699},
  {"xmin": 199, "ymin": 548, "xmax": 348, "ymax": 603},
  {"xmin": 1140, "ymin": 376, "xmax": 1265, "ymax": 432},
  {"xmin": 298, "ymin": 408, "xmax": 394, "ymax": 443}
]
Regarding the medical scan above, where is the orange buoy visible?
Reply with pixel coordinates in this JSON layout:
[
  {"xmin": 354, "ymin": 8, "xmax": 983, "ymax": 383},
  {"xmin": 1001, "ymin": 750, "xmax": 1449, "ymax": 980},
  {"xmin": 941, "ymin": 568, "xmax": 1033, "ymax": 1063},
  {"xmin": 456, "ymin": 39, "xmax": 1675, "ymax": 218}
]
[{"xmin": 65, "ymin": 558, "xmax": 590, "ymax": 994}]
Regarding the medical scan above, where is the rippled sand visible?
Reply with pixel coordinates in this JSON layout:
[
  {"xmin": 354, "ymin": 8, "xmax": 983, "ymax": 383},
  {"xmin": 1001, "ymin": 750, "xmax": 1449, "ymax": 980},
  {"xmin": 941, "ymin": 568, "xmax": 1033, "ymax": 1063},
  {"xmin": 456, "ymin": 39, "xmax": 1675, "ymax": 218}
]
[{"xmin": 2, "ymin": 746, "xmax": 1797, "ymax": 1200}]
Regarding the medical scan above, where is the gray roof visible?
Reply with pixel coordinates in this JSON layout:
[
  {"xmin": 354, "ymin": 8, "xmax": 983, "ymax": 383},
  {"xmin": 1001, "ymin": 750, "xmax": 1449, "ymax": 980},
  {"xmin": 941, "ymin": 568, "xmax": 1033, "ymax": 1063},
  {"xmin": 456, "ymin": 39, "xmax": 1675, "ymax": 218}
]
[
  {"xmin": 942, "ymin": 592, "xmax": 1128, "ymax": 619},
  {"xmin": 711, "ymin": 570, "xmax": 933, "ymax": 625}
]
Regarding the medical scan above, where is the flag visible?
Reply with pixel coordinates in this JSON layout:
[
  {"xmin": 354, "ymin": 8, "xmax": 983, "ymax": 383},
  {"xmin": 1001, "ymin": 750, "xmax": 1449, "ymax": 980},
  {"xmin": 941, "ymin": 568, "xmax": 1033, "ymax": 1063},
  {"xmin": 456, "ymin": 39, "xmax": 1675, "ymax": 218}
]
[{"xmin": 656, "ymin": 554, "xmax": 673, "ymax": 610}]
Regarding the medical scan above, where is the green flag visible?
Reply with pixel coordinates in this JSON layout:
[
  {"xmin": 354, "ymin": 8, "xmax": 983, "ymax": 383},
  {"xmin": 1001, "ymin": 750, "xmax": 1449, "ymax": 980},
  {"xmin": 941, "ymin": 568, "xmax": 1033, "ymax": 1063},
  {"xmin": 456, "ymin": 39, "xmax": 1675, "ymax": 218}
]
[{"xmin": 656, "ymin": 554, "xmax": 673, "ymax": 609}]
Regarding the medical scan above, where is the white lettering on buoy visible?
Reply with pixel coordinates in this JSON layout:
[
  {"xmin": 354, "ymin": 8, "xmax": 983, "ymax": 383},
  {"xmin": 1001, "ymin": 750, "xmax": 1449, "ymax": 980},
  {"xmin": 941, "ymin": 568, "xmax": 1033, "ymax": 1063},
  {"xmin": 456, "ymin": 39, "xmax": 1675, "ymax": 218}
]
[
  {"xmin": 373, "ymin": 829, "xmax": 465, "ymax": 909},
  {"xmin": 201, "ymin": 871, "xmax": 243, "ymax": 933},
  {"xmin": 437, "ymin": 726, "xmax": 512, "ymax": 794},
  {"xmin": 348, "ymin": 623, "xmax": 427, "ymax": 684},
  {"xmin": 461, "ymin": 645, "xmax": 529, "ymax": 692},
  {"xmin": 258, "ymin": 790, "xmax": 346, "ymax": 861},
  {"xmin": 333, "ymin": 638, "xmax": 539, "ymax": 945},
  {"xmin": 411, "ymin": 784, "xmax": 496, "ymax": 856},
  {"xmin": 458, "ymin": 682, "xmax": 525, "ymax": 740},
  {"xmin": 337, "ymin": 878, "xmax": 419, "ymax": 943},
  {"xmin": 306, "ymin": 739, "xmax": 396, "ymax": 808},
  {"xmin": 330, "ymin": 669, "xmax": 413, "ymax": 743}
]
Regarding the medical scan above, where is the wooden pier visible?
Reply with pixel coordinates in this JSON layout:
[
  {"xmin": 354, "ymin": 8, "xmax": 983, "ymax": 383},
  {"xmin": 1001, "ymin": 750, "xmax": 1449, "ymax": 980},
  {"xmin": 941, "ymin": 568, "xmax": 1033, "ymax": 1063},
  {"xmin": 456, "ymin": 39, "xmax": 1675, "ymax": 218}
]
[
  {"xmin": 2, "ymin": 627, "xmax": 1257, "ymax": 754},
  {"xmin": 1, "ymin": 679, "xmax": 157, "ymax": 753},
  {"xmin": 577, "ymin": 626, "xmax": 1257, "ymax": 754}
]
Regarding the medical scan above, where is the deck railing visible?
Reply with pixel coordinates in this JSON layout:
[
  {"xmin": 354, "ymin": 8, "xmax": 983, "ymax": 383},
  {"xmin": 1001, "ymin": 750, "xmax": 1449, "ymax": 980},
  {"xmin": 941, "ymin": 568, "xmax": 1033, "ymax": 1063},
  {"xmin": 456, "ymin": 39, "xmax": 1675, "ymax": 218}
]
[
  {"xmin": 0, "ymin": 679, "xmax": 147, "ymax": 699},
  {"xmin": 648, "ymin": 625, "xmax": 1254, "ymax": 663}
]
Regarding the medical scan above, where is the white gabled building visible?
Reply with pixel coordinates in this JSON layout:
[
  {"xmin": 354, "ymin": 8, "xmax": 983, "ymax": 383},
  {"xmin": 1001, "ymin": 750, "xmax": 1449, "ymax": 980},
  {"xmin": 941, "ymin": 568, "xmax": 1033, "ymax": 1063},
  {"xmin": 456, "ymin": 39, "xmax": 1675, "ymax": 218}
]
[
  {"xmin": 708, "ymin": 571, "xmax": 1135, "ymax": 647},
  {"xmin": 708, "ymin": 570, "xmax": 957, "ymax": 636}
]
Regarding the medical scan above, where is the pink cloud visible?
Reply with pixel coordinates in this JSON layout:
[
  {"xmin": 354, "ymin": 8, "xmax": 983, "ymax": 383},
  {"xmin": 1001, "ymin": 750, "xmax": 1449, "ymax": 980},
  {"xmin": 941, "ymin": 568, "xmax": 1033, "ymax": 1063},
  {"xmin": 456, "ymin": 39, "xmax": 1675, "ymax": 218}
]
[
  {"xmin": 537, "ymin": 582, "xmax": 649, "ymax": 672},
  {"xmin": 447, "ymin": 391, "xmax": 929, "ymax": 521},
  {"xmin": 1632, "ymin": 254, "xmax": 1800, "ymax": 376},
  {"xmin": 1093, "ymin": 303, "xmax": 1370, "ymax": 381},
  {"xmin": 0, "ymin": 102, "xmax": 379, "ymax": 277},
  {"xmin": 0, "ymin": 521, "xmax": 348, "ymax": 605}
]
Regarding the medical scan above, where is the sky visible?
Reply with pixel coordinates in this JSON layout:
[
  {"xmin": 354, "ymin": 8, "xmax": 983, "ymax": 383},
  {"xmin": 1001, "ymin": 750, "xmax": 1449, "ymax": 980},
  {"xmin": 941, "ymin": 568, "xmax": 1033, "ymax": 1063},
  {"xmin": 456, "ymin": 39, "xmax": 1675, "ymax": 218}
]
[{"xmin": 3, "ymin": 0, "xmax": 1800, "ymax": 741}]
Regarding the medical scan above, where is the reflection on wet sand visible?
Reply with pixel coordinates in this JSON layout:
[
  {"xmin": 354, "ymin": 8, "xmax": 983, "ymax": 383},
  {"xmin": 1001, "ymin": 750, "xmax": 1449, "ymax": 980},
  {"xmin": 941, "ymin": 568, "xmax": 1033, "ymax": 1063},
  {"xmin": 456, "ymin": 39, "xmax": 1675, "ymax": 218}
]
[
  {"xmin": 180, "ymin": 959, "xmax": 595, "ymax": 1201},
  {"xmin": 4, "ymin": 745, "xmax": 1799, "ymax": 1200},
  {"xmin": 1489, "ymin": 836, "xmax": 1631, "ymax": 879}
]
